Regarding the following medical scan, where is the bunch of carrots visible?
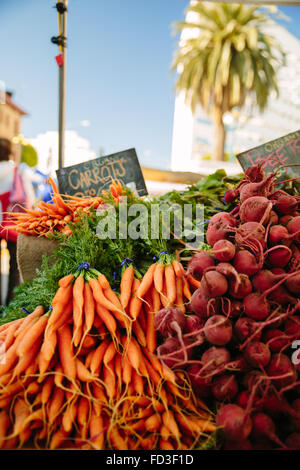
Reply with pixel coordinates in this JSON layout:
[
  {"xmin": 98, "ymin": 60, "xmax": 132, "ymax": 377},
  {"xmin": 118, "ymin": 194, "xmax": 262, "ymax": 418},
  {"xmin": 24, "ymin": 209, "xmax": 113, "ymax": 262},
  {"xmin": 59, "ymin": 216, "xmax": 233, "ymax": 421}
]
[
  {"xmin": 0, "ymin": 265, "xmax": 215, "ymax": 450},
  {"xmin": 2, "ymin": 179, "xmax": 125, "ymax": 238}
]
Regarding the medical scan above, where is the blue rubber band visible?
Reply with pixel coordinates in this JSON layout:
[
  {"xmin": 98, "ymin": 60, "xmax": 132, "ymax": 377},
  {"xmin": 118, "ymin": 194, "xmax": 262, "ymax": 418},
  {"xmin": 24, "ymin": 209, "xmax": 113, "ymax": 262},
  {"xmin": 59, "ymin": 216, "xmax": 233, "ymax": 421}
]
[
  {"xmin": 21, "ymin": 308, "xmax": 30, "ymax": 315},
  {"xmin": 120, "ymin": 258, "xmax": 143, "ymax": 276},
  {"xmin": 76, "ymin": 262, "xmax": 90, "ymax": 271},
  {"xmin": 158, "ymin": 250, "xmax": 168, "ymax": 258}
]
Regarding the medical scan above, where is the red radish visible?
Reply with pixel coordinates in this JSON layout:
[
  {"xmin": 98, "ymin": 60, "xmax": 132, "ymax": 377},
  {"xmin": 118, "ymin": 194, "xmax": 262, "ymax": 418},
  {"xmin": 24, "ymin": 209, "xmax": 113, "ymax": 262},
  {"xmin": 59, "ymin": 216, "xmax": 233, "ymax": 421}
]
[
  {"xmin": 243, "ymin": 292, "xmax": 270, "ymax": 321},
  {"xmin": 211, "ymin": 239, "xmax": 236, "ymax": 262},
  {"xmin": 285, "ymin": 433, "xmax": 300, "ymax": 449},
  {"xmin": 201, "ymin": 271, "xmax": 228, "ymax": 298},
  {"xmin": 233, "ymin": 249, "xmax": 263, "ymax": 276},
  {"xmin": 263, "ymin": 329, "xmax": 290, "ymax": 353},
  {"xmin": 229, "ymin": 274, "xmax": 252, "ymax": 299},
  {"xmin": 244, "ymin": 341, "xmax": 271, "ymax": 368},
  {"xmin": 239, "ymin": 196, "xmax": 273, "ymax": 225},
  {"xmin": 154, "ymin": 307, "xmax": 186, "ymax": 338},
  {"xmin": 204, "ymin": 315, "xmax": 232, "ymax": 346},
  {"xmin": 234, "ymin": 317, "xmax": 262, "ymax": 343},
  {"xmin": 266, "ymin": 245, "xmax": 292, "ymax": 268},
  {"xmin": 186, "ymin": 364, "xmax": 211, "ymax": 397},
  {"xmin": 201, "ymin": 346, "xmax": 231, "ymax": 376},
  {"xmin": 235, "ymin": 222, "xmax": 266, "ymax": 250},
  {"xmin": 190, "ymin": 288, "xmax": 210, "ymax": 318},
  {"xmin": 206, "ymin": 212, "xmax": 237, "ymax": 246},
  {"xmin": 212, "ymin": 374, "xmax": 238, "ymax": 401},
  {"xmin": 251, "ymin": 412, "xmax": 285, "ymax": 447},
  {"xmin": 187, "ymin": 252, "xmax": 215, "ymax": 280},
  {"xmin": 267, "ymin": 353, "xmax": 297, "ymax": 390},
  {"xmin": 273, "ymin": 194, "xmax": 298, "ymax": 215},
  {"xmin": 216, "ymin": 404, "xmax": 252, "ymax": 441}
]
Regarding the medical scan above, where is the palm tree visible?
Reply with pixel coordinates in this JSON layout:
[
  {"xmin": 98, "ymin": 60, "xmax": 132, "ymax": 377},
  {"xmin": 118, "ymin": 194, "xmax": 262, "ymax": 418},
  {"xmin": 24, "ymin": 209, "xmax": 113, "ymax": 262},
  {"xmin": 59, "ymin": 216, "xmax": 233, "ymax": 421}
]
[{"xmin": 172, "ymin": 2, "xmax": 285, "ymax": 161}]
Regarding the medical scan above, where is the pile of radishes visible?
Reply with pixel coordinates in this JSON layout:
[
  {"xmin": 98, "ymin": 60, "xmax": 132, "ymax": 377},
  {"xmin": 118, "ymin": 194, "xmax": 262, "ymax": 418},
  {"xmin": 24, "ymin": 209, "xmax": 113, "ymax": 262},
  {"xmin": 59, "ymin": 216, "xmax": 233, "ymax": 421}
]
[{"xmin": 155, "ymin": 164, "xmax": 300, "ymax": 450}]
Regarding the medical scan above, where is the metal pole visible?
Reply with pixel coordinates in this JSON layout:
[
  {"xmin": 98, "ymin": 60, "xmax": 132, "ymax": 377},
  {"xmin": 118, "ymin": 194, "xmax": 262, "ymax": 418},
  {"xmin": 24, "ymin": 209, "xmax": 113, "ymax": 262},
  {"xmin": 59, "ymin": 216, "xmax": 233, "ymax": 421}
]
[{"xmin": 58, "ymin": 0, "xmax": 68, "ymax": 169}]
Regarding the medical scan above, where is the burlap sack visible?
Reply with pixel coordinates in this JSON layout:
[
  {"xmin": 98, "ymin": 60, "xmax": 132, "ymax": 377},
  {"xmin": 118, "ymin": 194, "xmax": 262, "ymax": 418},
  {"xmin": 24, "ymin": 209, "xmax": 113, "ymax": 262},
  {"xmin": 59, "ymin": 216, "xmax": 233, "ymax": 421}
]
[{"xmin": 17, "ymin": 234, "xmax": 59, "ymax": 282}]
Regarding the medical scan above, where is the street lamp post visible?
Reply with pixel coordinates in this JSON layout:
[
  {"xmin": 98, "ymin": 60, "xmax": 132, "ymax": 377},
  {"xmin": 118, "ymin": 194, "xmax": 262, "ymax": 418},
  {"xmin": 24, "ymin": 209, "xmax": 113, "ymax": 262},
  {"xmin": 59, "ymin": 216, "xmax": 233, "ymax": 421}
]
[{"xmin": 51, "ymin": 0, "xmax": 68, "ymax": 170}]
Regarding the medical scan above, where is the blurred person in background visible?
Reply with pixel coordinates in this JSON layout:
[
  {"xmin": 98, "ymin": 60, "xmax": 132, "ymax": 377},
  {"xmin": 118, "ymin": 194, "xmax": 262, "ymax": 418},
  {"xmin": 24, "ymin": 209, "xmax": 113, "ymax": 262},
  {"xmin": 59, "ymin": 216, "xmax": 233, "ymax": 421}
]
[{"xmin": 0, "ymin": 138, "xmax": 31, "ymax": 305}]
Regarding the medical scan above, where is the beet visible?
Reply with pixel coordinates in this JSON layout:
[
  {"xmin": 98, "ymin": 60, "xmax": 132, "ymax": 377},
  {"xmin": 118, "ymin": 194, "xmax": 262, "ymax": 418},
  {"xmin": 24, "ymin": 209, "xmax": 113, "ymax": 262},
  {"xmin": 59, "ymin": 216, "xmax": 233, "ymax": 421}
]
[
  {"xmin": 268, "ymin": 224, "xmax": 291, "ymax": 246},
  {"xmin": 223, "ymin": 439, "xmax": 252, "ymax": 450},
  {"xmin": 187, "ymin": 252, "xmax": 215, "ymax": 281},
  {"xmin": 229, "ymin": 273, "xmax": 252, "ymax": 299},
  {"xmin": 212, "ymin": 239, "xmax": 236, "ymax": 262},
  {"xmin": 156, "ymin": 336, "xmax": 192, "ymax": 368},
  {"xmin": 251, "ymin": 412, "xmax": 285, "ymax": 447},
  {"xmin": 154, "ymin": 307, "xmax": 186, "ymax": 338},
  {"xmin": 239, "ymin": 196, "xmax": 273, "ymax": 225},
  {"xmin": 267, "ymin": 353, "xmax": 297, "ymax": 390},
  {"xmin": 233, "ymin": 250, "xmax": 262, "ymax": 276},
  {"xmin": 201, "ymin": 346, "xmax": 231, "ymax": 376},
  {"xmin": 235, "ymin": 221, "xmax": 266, "ymax": 250},
  {"xmin": 201, "ymin": 271, "xmax": 228, "ymax": 298},
  {"xmin": 190, "ymin": 288, "xmax": 210, "ymax": 318},
  {"xmin": 203, "ymin": 315, "xmax": 233, "ymax": 346},
  {"xmin": 273, "ymin": 194, "xmax": 298, "ymax": 215},
  {"xmin": 244, "ymin": 341, "xmax": 271, "ymax": 368},
  {"xmin": 243, "ymin": 292, "xmax": 270, "ymax": 321},
  {"xmin": 229, "ymin": 300, "xmax": 243, "ymax": 318},
  {"xmin": 252, "ymin": 269, "xmax": 285, "ymax": 291},
  {"xmin": 216, "ymin": 404, "xmax": 252, "ymax": 441},
  {"xmin": 263, "ymin": 329, "xmax": 290, "ymax": 353},
  {"xmin": 235, "ymin": 317, "xmax": 262, "ymax": 343},
  {"xmin": 239, "ymin": 175, "xmax": 274, "ymax": 203},
  {"xmin": 206, "ymin": 212, "xmax": 237, "ymax": 246},
  {"xmin": 212, "ymin": 374, "xmax": 238, "ymax": 402},
  {"xmin": 287, "ymin": 216, "xmax": 300, "ymax": 243},
  {"xmin": 266, "ymin": 245, "xmax": 292, "ymax": 268},
  {"xmin": 285, "ymin": 433, "xmax": 300, "ymax": 449},
  {"xmin": 184, "ymin": 315, "xmax": 205, "ymax": 344},
  {"xmin": 285, "ymin": 272, "xmax": 300, "ymax": 295},
  {"xmin": 186, "ymin": 364, "xmax": 211, "ymax": 397}
]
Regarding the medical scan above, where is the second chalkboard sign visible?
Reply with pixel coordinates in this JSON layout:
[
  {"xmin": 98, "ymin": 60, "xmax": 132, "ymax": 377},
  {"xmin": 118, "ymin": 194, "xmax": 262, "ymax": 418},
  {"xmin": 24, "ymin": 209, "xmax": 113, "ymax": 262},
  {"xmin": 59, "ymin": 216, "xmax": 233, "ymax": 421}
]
[
  {"xmin": 56, "ymin": 148, "xmax": 148, "ymax": 198},
  {"xmin": 236, "ymin": 129, "xmax": 300, "ymax": 177}
]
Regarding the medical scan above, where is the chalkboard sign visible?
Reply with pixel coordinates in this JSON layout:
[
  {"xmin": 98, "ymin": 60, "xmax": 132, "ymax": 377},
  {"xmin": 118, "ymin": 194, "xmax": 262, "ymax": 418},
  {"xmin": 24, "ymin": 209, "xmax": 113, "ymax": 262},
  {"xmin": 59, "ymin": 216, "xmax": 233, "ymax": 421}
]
[
  {"xmin": 56, "ymin": 148, "xmax": 148, "ymax": 198},
  {"xmin": 236, "ymin": 130, "xmax": 300, "ymax": 177}
]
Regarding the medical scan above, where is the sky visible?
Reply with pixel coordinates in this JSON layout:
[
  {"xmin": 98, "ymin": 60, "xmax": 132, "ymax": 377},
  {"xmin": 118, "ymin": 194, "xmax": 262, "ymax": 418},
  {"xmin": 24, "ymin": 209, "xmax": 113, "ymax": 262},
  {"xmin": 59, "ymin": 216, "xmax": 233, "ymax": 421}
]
[{"xmin": 1, "ymin": 0, "xmax": 300, "ymax": 171}]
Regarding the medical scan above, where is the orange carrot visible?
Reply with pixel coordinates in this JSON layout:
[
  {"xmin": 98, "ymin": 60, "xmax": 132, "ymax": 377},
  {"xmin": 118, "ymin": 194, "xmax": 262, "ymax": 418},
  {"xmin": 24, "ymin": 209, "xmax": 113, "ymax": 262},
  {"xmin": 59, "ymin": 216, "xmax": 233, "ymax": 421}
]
[
  {"xmin": 83, "ymin": 283, "xmax": 95, "ymax": 334},
  {"xmin": 109, "ymin": 426, "xmax": 128, "ymax": 450},
  {"xmin": 120, "ymin": 265, "xmax": 134, "ymax": 309},
  {"xmin": 129, "ymin": 278, "xmax": 143, "ymax": 320},
  {"xmin": 12, "ymin": 398, "xmax": 30, "ymax": 436},
  {"xmin": 89, "ymin": 278, "xmax": 123, "ymax": 315},
  {"xmin": 77, "ymin": 397, "xmax": 90, "ymax": 427},
  {"xmin": 16, "ymin": 315, "xmax": 48, "ymax": 357},
  {"xmin": 175, "ymin": 276, "xmax": 185, "ymax": 313},
  {"xmin": 154, "ymin": 262, "xmax": 164, "ymax": 293},
  {"xmin": 72, "ymin": 275, "xmax": 85, "ymax": 346},
  {"xmin": 132, "ymin": 318, "xmax": 147, "ymax": 347},
  {"xmin": 58, "ymin": 274, "xmax": 74, "ymax": 288},
  {"xmin": 186, "ymin": 273, "xmax": 201, "ymax": 289},
  {"xmin": 0, "ymin": 410, "xmax": 10, "ymax": 448},
  {"xmin": 136, "ymin": 263, "xmax": 156, "ymax": 299},
  {"xmin": 48, "ymin": 388, "xmax": 65, "ymax": 424},
  {"xmin": 165, "ymin": 264, "xmax": 176, "ymax": 305},
  {"xmin": 152, "ymin": 284, "xmax": 161, "ymax": 312},
  {"xmin": 182, "ymin": 276, "xmax": 192, "ymax": 300},
  {"xmin": 47, "ymin": 284, "xmax": 73, "ymax": 328},
  {"xmin": 89, "ymin": 413, "xmax": 105, "ymax": 450},
  {"xmin": 41, "ymin": 375, "xmax": 54, "ymax": 404},
  {"xmin": 95, "ymin": 303, "xmax": 117, "ymax": 338},
  {"xmin": 57, "ymin": 324, "xmax": 77, "ymax": 382},
  {"xmin": 144, "ymin": 413, "xmax": 161, "ymax": 432},
  {"xmin": 90, "ymin": 339, "xmax": 110, "ymax": 375},
  {"xmin": 172, "ymin": 259, "xmax": 185, "ymax": 277}
]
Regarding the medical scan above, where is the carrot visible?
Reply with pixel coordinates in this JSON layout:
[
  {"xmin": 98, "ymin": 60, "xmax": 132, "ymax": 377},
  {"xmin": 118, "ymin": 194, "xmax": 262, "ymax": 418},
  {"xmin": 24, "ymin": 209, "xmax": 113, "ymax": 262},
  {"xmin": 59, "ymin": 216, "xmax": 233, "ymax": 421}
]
[
  {"xmin": 109, "ymin": 426, "xmax": 128, "ymax": 450},
  {"xmin": 182, "ymin": 276, "xmax": 192, "ymax": 300},
  {"xmin": 81, "ymin": 335, "xmax": 96, "ymax": 349},
  {"xmin": 132, "ymin": 369, "xmax": 144, "ymax": 396},
  {"xmin": 152, "ymin": 284, "xmax": 161, "ymax": 312},
  {"xmin": 103, "ymin": 361, "xmax": 116, "ymax": 400},
  {"xmin": 136, "ymin": 263, "xmax": 156, "ymax": 299},
  {"xmin": 120, "ymin": 265, "xmax": 134, "ymax": 309},
  {"xmin": 89, "ymin": 413, "xmax": 105, "ymax": 450},
  {"xmin": 48, "ymin": 387, "xmax": 65, "ymax": 424},
  {"xmin": 186, "ymin": 273, "xmax": 201, "ymax": 289},
  {"xmin": 83, "ymin": 283, "xmax": 95, "ymax": 334},
  {"xmin": 12, "ymin": 398, "xmax": 30, "ymax": 436},
  {"xmin": 144, "ymin": 413, "xmax": 161, "ymax": 432},
  {"xmin": 76, "ymin": 358, "xmax": 94, "ymax": 382},
  {"xmin": 154, "ymin": 262, "xmax": 164, "ymax": 293},
  {"xmin": 124, "ymin": 337, "xmax": 141, "ymax": 371},
  {"xmin": 90, "ymin": 339, "xmax": 110, "ymax": 375},
  {"xmin": 160, "ymin": 439, "xmax": 175, "ymax": 450},
  {"xmin": 58, "ymin": 324, "xmax": 77, "ymax": 382},
  {"xmin": 122, "ymin": 356, "xmax": 132, "ymax": 386},
  {"xmin": 175, "ymin": 276, "xmax": 185, "ymax": 313},
  {"xmin": 16, "ymin": 314, "xmax": 48, "ymax": 357},
  {"xmin": 89, "ymin": 278, "xmax": 123, "ymax": 315},
  {"xmin": 50, "ymin": 300, "xmax": 73, "ymax": 332},
  {"xmin": 160, "ymin": 279, "xmax": 169, "ymax": 308},
  {"xmin": 0, "ymin": 410, "xmax": 10, "ymax": 448},
  {"xmin": 162, "ymin": 410, "xmax": 180, "ymax": 441},
  {"xmin": 49, "ymin": 429, "xmax": 70, "ymax": 450},
  {"xmin": 172, "ymin": 259, "xmax": 185, "ymax": 277},
  {"xmin": 77, "ymin": 397, "xmax": 90, "ymax": 427},
  {"xmin": 132, "ymin": 318, "xmax": 147, "ymax": 347},
  {"xmin": 98, "ymin": 273, "xmax": 110, "ymax": 290},
  {"xmin": 165, "ymin": 264, "xmax": 176, "ymax": 305},
  {"xmin": 41, "ymin": 376, "xmax": 54, "ymax": 404},
  {"xmin": 129, "ymin": 278, "xmax": 143, "ymax": 320},
  {"xmin": 145, "ymin": 301, "xmax": 156, "ymax": 355},
  {"xmin": 58, "ymin": 274, "xmax": 74, "ymax": 288},
  {"xmin": 104, "ymin": 286, "xmax": 130, "ymax": 329},
  {"xmin": 103, "ymin": 341, "xmax": 117, "ymax": 369},
  {"xmin": 72, "ymin": 275, "xmax": 85, "ymax": 346},
  {"xmin": 95, "ymin": 303, "xmax": 117, "ymax": 339},
  {"xmin": 62, "ymin": 398, "xmax": 77, "ymax": 433}
]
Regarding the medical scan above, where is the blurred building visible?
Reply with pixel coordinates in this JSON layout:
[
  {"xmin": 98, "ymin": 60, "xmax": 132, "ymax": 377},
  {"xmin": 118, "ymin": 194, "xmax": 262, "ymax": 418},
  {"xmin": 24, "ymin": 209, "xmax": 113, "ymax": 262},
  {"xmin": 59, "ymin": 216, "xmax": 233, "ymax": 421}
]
[
  {"xmin": 0, "ymin": 91, "xmax": 28, "ymax": 162},
  {"xmin": 171, "ymin": 16, "xmax": 300, "ymax": 175}
]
